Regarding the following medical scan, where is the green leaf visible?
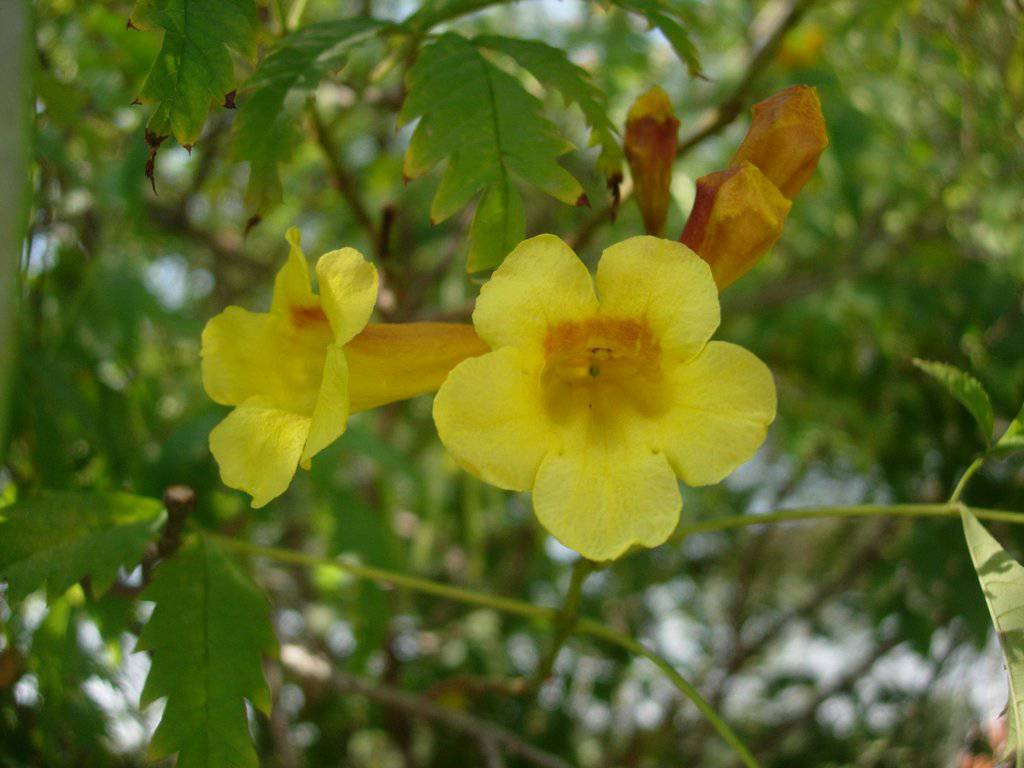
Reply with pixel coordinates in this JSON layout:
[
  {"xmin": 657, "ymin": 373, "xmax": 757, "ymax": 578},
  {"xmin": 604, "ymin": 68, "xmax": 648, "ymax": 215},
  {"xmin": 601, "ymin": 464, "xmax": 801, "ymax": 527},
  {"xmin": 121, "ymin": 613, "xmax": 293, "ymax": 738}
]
[
  {"xmin": 139, "ymin": 534, "xmax": 276, "ymax": 768},
  {"xmin": 473, "ymin": 34, "xmax": 623, "ymax": 181},
  {"xmin": 961, "ymin": 509, "xmax": 1024, "ymax": 768},
  {"xmin": 994, "ymin": 400, "xmax": 1024, "ymax": 457},
  {"xmin": 607, "ymin": 0, "xmax": 701, "ymax": 76},
  {"xmin": 399, "ymin": 33, "xmax": 585, "ymax": 272},
  {"xmin": 913, "ymin": 358, "xmax": 995, "ymax": 444},
  {"xmin": 468, "ymin": 176, "xmax": 526, "ymax": 272},
  {"xmin": 0, "ymin": 491, "xmax": 166, "ymax": 602},
  {"xmin": 231, "ymin": 17, "xmax": 388, "ymax": 214},
  {"xmin": 403, "ymin": 0, "xmax": 506, "ymax": 33},
  {"xmin": 130, "ymin": 0, "xmax": 259, "ymax": 146}
]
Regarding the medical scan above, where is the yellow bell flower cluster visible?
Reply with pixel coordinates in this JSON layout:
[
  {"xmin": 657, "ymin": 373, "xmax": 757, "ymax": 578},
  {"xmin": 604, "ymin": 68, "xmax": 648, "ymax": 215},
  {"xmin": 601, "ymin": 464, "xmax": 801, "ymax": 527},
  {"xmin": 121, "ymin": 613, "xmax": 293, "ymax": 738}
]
[{"xmin": 201, "ymin": 85, "xmax": 826, "ymax": 561}]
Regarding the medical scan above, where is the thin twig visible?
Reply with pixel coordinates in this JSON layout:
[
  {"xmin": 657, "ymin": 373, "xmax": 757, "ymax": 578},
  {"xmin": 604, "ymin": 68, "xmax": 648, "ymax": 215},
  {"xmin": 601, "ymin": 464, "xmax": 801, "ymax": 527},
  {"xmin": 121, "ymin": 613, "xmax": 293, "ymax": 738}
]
[
  {"xmin": 280, "ymin": 646, "xmax": 573, "ymax": 768},
  {"xmin": 308, "ymin": 102, "xmax": 381, "ymax": 254},
  {"xmin": 109, "ymin": 485, "xmax": 194, "ymax": 598},
  {"xmin": 528, "ymin": 559, "xmax": 595, "ymax": 693},
  {"xmin": 747, "ymin": 633, "xmax": 903, "ymax": 756},
  {"xmin": 676, "ymin": 0, "xmax": 818, "ymax": 158}
]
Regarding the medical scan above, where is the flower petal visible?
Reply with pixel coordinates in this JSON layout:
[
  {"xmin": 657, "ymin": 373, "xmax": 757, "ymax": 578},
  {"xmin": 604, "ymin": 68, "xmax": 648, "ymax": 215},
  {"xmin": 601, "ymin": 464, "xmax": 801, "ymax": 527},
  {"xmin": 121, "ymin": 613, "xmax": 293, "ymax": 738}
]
[
  {"xmin": 300, "ymin": 345, "xmax": 350, "ymax": 467},
  {"xmin": 595, "ymin": 236, "xmax": 720, "ymax": 361},
  {"xmin": 201, "ymin": 306, "xmax": 329, "ymax": 414},
  {"xmin": 271, "ymin": 227, "xmax": 317, "ymax": 316},
  {"xmin": 533, "ymin": 439, "xmax": 681, "ymax": 562},
  {"xmin": 433, "ymin": 347, "xmax": 552, "ymax": 492},
  {"xmin": 209, "ymin": 398, "xmax": 311, "ymax": 508},
  {"xmin": 658, "ymin": 341, "xmax": 776, "ymax": 486},
  {"xmin": 316, "ymin": 247, "xmax": 378, "ymax": 344},
  {"xmin": 473, "ymin": 235, "xmax": 598, "ymax": 354},
  {"xmin": 346, "ymin": 323, "xmax": 489, "ymax": 413}
]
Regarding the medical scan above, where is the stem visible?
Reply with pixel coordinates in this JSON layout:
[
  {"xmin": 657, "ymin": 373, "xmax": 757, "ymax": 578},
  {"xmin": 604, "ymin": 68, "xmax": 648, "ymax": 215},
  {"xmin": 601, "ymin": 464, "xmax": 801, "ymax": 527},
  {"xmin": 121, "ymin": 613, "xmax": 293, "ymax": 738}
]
[
  {"xmin": 307, "ymin": 103, "xmax": 381, "ymax": 254},
  {"xmin": 949, "ymin": 457, "xmax": 985, "ymax": 504},
  {"xmin": 575, "ymin": 619, "xmax": 760, "ymax": 768},
  {"xmin": 529, "ymin": 559, "xmax": 594, "ymax": 690},
  {"xmin": 208, "ymin": 532, "xmax": 555, "ymax": 623},
  {"xmin": 0, "ymin": 0, "xmax": 31, "ymax": 464},
  {"xmin": 210, "ymin": 532, "xmax": 757, "ymax": 765},
  {"xmin": 210, "ymin": 501, "xmax": 1024, "ymax": 768},
  {"xmin": 676, "ymin": 0, "xmax": 817, "ymax": 158},
  {"xmin": 671, "ymin": 503, "xmax": 1024, "ymax": 543}
]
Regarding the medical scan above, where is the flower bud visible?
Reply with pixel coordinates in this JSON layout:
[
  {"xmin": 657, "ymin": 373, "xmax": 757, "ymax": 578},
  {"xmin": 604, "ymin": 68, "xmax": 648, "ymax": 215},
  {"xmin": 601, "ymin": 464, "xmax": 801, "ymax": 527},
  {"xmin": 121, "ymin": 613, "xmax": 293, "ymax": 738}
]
[
  {"xmin": 624, "ymin": 87, "xmax": 680, "ymax": 237},
  {"xmin": 730, "ymin": 85, "xmax": 828, "ymax": 199},
  {"xmin": 680, "ymin": 161, "xmax": 792, "ymax": 289}
]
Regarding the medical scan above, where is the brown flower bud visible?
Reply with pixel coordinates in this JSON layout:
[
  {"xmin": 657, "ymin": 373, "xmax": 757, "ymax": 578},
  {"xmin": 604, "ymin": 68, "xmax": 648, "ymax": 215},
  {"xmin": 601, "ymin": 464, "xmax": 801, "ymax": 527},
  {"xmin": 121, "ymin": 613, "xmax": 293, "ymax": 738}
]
[
  {"xmin": 730, "ymin": 85, "xmax": 828, "ymax": 199},
  {"xmin": 624, "ymin": 87, "xmax": 680, "ymax": 237},
  {"xmin": 680, "ymin": 161, "xmax": 792, "ymax": 289}
]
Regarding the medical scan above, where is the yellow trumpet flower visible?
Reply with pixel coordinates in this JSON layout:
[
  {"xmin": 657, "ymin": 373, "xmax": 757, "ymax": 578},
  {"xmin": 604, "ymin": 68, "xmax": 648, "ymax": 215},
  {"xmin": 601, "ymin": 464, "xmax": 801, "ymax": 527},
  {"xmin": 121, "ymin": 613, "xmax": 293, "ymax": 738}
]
[
  {"xmin": 202, "ymin": 228, "xmax": 486, "ymax": 507},
  {"xmin": 433, "ymin": 235, "xmax": 776, "ymax": 561}
]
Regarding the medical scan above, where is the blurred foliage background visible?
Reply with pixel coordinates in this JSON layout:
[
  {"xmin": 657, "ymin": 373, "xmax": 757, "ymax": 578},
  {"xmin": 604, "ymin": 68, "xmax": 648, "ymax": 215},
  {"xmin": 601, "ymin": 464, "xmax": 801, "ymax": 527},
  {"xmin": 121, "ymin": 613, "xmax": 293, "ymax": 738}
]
[{"xmin": 3, "ymin": 0, "xmax": 1024, "ymax": 766}]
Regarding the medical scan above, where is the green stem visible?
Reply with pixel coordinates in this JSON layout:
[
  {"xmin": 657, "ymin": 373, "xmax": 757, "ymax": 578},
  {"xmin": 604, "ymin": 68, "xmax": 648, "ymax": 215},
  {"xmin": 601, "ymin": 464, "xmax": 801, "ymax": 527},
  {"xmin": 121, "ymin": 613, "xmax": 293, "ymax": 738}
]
[
  {"xmin": 671, "ymin": 503, "xmax": 1024, "ymax": 543},
  {"xmin": 209, "ymin": 532, "xmax": 758, "ymax": 766},
  {"xmin": 529, "ymin": 558, "xmax": 594, "ymax": 690},
  {"xmin": 949, "ymin": 457, "xmax": 986, "ymax": 504},
  {"xmin": 0, "ymin": 1, "xmax": 31, "ymax": 464},
  {"xmin": 575, "ymin": 618, "xmax": 759, "ymax": 768},
  {"xmin": 208, "ymin": 532, "xmax": 554, "ymax": 623}
]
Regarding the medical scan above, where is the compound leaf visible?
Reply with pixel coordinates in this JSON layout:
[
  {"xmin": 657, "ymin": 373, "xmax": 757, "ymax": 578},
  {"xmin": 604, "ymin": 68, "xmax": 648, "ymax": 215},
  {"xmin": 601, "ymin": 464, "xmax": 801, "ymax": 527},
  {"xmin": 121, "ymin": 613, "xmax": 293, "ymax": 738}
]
[
  {"xmin": 399, "ymin": 33, "xmax": 584, "ymax": 272},
  {"xmin": 0, "ymin": 491, "xmax": 165, "ymax": 603},
  {"xmin": 131, "ymin": 0, "xmax": 259, "ymax": 146},
  {"xmin": 139, "ymin": 533, "xmax": 276, "ymax": 768},
  {"xmin": 231, "ymin": 17, "xmax": 388, "ymax": 214},
  {"xmin": 474, "ymin": 34, "xmax": 623, "ymax": 181}
]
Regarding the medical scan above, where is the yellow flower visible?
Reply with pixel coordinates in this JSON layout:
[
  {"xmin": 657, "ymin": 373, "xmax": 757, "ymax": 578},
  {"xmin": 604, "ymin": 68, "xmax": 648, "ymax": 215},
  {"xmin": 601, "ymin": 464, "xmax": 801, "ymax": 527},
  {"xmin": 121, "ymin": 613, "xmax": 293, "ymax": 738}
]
[
  {"xmin": 203, "ymin": 227, "xmax": 487, "ymax": 507},
  {"xmin": 433, "ymin": 235, "xmax": 776, "ymax": 561}
]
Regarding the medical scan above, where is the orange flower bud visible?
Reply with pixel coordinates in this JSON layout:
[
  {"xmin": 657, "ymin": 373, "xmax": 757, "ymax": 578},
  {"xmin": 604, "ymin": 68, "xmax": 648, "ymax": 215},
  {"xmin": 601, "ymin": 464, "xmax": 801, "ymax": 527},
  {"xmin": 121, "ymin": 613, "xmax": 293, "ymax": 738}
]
[
  {"xmin": 625, "ymin": 87, "xmax": 680, "ymax": 237},
  {"xmin": 730, "ymin": 85, "xmax": 828, "ymax": 199},
  {"xmin": 680, "ymin": 161, "xmax": 792, "ymax": 289}
]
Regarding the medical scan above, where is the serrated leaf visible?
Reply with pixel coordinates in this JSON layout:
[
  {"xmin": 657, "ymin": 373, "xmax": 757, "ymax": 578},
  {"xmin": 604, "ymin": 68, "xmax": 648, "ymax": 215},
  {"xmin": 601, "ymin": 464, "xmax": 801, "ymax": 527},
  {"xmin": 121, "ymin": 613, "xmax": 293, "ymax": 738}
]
[
  {"xmin": 468, "ymin": 176, "xmax": 525, "ymax": 272},
  {"xmin": 913, "ymin": 358, "xmax": 994, "ymax": 444},
  {"xmin": 0, "ymin": 491, "xmax": 165, "ymax": 603},
  {"xmin": 139, "ymin": 534, "xmax": 276, "ymax": 768},
  {"xmin": 131, "ymin": 0, "xmax": 259, "ymax": 146},
  {"xmin": 399, "ymin": 33, "xmax": 584, "ymax": 271},
  {"xmin": 608, "ymin": 0, "xmax": 701, "ymax": 76},
  {"xmin": 961, "ymin": 509, "xmax": 1024, "ymax": 768},
  {"xmin": 231, "ymin": 17, "xmax": 387, "ymax": 214},
  {"xmin": 473, "ymin": 35, "xmax": 623, "ymax": 181}
]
